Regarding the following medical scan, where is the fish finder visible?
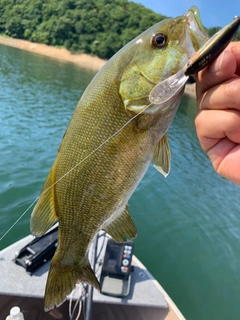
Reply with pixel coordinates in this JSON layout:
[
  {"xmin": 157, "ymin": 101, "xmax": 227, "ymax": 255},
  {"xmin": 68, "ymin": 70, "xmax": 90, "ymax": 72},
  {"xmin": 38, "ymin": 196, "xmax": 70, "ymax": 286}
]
[{"xmin": 100, "ymin": 238, "xmax": 134, "ymax": 297}]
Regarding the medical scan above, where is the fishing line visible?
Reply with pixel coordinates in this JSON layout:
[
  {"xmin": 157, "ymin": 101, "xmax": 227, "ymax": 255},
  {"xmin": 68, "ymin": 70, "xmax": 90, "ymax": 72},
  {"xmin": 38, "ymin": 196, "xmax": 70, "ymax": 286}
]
[
  {"xmin": 0, "ymin": 101, "xmax": 155, "ymax": 242},
  {"xmin": 0, "ymin": 198, "xmax": 39, "ymax": 242},
  {"xmin": 69, "ymin": 284, "xmax": 85, "ymax": 320}
]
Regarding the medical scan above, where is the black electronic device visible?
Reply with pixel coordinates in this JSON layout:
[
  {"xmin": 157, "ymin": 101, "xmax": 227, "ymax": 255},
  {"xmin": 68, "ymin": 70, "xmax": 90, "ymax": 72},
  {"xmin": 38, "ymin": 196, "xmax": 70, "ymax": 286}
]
[
  {"xmin": 14, "ymin": 225, "xmax": 58, "ymax": 273},
  {"xmin": 100, "ymin": 238, "xmax": 134, "ymax": 297}
]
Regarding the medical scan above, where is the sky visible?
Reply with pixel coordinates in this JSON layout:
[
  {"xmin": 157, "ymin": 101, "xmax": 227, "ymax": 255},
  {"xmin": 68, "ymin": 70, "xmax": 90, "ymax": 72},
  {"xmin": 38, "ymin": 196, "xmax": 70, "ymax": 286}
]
[{"xmin": 135, "ymin": 0, "xmax": 240, "ymax": 28}]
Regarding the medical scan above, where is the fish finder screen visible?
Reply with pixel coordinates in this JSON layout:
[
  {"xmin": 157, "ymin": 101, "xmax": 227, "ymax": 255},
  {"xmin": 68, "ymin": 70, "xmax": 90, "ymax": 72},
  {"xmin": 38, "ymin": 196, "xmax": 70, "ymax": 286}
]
[{"xmin": 107, "ymin": 245, "xmax": 121, "ymax": 268}]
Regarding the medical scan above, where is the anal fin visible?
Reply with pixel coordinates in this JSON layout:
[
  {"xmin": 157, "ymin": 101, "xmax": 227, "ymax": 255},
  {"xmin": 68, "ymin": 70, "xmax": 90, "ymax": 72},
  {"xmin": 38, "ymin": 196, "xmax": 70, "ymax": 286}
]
[
  {"xmin": 103, "ymin": 206, "xmax": 137, "ymax": 242},
  {"xmin": 30, "ymin": 163, "xmax": 58, "ymax": 237}
]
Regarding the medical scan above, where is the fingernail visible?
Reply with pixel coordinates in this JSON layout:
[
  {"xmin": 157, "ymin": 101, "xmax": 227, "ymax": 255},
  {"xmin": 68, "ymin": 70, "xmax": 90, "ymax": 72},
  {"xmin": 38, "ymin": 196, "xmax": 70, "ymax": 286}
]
[{"xmin": 209, "ymin": 51, "xmax": 225, "ymax": 74}]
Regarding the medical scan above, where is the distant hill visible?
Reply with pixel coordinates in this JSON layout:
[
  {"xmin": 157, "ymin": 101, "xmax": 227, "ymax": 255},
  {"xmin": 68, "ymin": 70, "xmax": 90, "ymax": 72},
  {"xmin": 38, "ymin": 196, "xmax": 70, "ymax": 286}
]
[
  {"xmin": 0, "ymin": 0, "xmax": 239, "ymax": 59},
  {"xmin": 0, "ymin": 0, "xmax": 167, "ymax": 59}
]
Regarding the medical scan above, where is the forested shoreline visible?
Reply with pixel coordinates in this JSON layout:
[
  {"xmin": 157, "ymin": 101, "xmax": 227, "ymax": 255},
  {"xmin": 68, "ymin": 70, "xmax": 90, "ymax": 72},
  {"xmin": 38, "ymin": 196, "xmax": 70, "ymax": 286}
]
[
  {"xmin": 0, "ymin": 0, "xmax": 239, "ymax": 60},
  {"xmin": 0, "ymin": 0, "xmax": 167, "ymax": 59}
]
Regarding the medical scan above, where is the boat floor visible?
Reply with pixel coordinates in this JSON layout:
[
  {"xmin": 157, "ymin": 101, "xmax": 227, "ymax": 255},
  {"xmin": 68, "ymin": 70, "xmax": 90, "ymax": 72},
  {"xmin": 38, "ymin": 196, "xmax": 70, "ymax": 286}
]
[{"xmin": 0, "ymin": 233, "xmax": 185, "ymax": 320}]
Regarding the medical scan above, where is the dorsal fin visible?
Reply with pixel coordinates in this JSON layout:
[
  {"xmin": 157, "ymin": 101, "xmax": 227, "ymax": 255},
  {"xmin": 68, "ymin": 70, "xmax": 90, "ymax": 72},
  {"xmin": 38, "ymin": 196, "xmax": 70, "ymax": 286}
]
[
  {"xmin": 30, "ymin": 164, "xmax": 58, "ymax": 236},
  {"xmin": 152, "ymin": 134, "xmax": 171, "ymax": 177},
  {"xmin": 103, "ymin": 206, "xmax": 137, "ymax": 242}
]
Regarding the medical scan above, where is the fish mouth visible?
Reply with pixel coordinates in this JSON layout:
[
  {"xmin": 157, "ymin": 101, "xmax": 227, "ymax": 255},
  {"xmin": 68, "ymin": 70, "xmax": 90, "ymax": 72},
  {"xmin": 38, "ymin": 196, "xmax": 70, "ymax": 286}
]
[
  {"xmin": 168, "ymin": 6, "xmax": 209, "ymax": 72},
  {"xmin": 185, "ymin": 6, "xmax": 208, "ymax": 39},
  {"xmin": 183, "ymin": 6, "xmax": 209, "ymax": 56}
]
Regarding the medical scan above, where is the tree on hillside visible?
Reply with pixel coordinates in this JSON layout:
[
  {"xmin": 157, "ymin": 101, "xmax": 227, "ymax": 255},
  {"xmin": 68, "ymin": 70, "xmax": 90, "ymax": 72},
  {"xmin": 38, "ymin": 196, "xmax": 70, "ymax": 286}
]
[
  {"xmin": 0, "ymin": 0, "xmax": 235, "ymax": 59},
  {"xmin": 0, "ymin": 0, "xmax": 167, "ymax": 58}
]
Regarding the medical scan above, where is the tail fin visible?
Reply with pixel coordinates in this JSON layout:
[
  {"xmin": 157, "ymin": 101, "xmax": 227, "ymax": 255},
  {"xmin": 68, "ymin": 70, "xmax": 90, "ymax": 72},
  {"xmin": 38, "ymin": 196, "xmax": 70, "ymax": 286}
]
[{"xmin": 44, "ymin": 257, "xmax": 100, "ymax": 311}]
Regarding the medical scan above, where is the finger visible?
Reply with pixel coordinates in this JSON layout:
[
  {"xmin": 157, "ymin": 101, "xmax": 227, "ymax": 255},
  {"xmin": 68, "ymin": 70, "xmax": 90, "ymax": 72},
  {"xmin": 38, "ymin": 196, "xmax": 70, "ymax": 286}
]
[
  {"xmin": 231, "ymin": 43, "xmax": 240, "ymax": 75},
  {"xmin": 207, "ymin": 138, "xmax": 240, "ymax": 186},
  {"xmin": 197, "ymin": 77, "xmax": 240, "ymax": 111},
  {"xmin": 195, "ymin": 108, "xmax": 240, "ymax": 185},
  {"xmin": 196, "ymin": 45, "xmax": 237, "ymax": 99},
  {"xmin": 195, "ymin": 109, "xmax": 240, "ymax": 152}
]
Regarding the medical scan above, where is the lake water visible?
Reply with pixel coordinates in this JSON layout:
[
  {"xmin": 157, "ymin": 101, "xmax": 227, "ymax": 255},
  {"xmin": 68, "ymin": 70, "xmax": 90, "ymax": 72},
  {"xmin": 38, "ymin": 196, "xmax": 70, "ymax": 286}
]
[{"xmin": 1, "ymin": 44, "xmax": 240, "ymax": 320}]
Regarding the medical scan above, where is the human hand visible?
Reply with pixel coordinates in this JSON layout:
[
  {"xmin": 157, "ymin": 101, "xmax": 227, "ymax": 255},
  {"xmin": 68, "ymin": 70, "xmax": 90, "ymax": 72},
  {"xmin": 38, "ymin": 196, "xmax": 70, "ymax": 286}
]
[{"xmin": 195, "ymin": 42, "xmax": 240, "ymax": 185}]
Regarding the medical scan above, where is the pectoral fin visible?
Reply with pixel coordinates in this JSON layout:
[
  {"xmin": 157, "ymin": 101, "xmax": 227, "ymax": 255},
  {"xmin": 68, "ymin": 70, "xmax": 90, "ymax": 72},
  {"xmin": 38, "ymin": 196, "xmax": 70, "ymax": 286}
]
[
  {"xmin": 152, "ymin": 134, "xmax": 171, "ymax": 177},
  {"xmin": 103, "ymin": 206, "xmax": 137, "ymax": 242},
  {"xmin": 30, "ymin": 164, "xmax": 58, "ymax": 236}
]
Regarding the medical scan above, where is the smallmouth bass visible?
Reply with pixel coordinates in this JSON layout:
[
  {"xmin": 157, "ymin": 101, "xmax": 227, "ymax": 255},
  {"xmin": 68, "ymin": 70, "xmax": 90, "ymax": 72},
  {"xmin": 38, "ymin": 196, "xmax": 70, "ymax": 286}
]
[{"xmin": 31, "ymin": 6, "xmax": 208, "ymax": 310}]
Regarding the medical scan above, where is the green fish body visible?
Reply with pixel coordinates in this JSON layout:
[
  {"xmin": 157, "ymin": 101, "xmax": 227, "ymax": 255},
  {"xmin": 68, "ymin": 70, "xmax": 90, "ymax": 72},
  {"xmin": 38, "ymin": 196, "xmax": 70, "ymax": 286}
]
[{"xmin": 31, "ymin": 6, "xmax": 208, "ymax": 310}]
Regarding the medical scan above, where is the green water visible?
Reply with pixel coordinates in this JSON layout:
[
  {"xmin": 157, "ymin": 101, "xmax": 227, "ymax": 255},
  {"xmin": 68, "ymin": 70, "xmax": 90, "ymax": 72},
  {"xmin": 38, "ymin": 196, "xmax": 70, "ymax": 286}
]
[{"xmin": 1, "ymin": 44, "xmax": 240, "ymax": 320}]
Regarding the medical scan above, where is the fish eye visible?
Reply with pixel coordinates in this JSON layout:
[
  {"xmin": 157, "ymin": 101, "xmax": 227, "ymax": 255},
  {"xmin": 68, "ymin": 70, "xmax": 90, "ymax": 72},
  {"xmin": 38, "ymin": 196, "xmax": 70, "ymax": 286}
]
[{"xmin": 151, "ymin": 33, "xmax": 167, "ymax": 48}]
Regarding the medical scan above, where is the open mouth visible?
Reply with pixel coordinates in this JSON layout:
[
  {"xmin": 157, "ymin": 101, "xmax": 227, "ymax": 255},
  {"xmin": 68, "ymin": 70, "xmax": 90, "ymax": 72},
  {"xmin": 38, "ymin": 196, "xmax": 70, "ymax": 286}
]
[{"xmin": 184, "ymin": 6, "xmax": 209, "ymax": 51}]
